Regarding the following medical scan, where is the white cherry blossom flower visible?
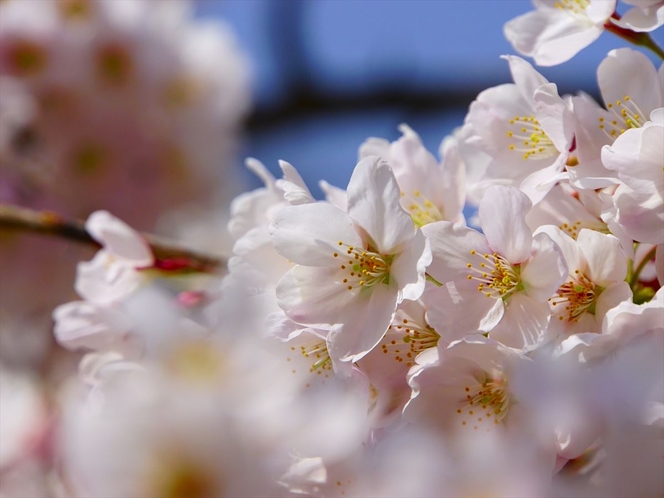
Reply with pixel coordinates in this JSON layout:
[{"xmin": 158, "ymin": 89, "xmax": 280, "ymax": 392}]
[
  {"xmin": 53, "ymin": 300, "xmax": 142, "ymax": 358},
  {"xmin": 423, "ymin": 186, "xmax": 567, "ymax": 349},
  {"xmin": 405, "ymin": 336, "xmax": 535, "ymax": 437},
  {"xmin": 538, "ymin": 226, "xmax": 632, "ymax": 339},
  {"xmin": 271, "ymin": 156, "xmax": 431, "ymax": 363},
  {"xmin": 525, "ymin": 183, "xmax": 608, "ymax": 238},
  {"xmin": 571, "ymin": 48, "xmax": 663, "ymax": 188},
  {"xmin": 74, "ymin": 210, "xmax": 154, "ymax": 304},
  {"xmin": 554, "ymin": 287, "xmax": 662, "ymax": 373},
  {"xmin": 356, "ymin": 295, "xmax": 440, "ymax": 429},
  {"xmin": 504, "ymin": 0, "xmax": 617, "ymax": 66},
  {"xmin": 359, "ymin": 123, "xmax": 465, "ymax": 226},
  {"xmin": 464, "ymin": 56, "xmax": 574, "ymax": 204}
]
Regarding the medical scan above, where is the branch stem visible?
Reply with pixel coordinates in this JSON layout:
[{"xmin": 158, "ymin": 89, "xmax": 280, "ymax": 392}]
[{"xmin": 0, "ymin": 204, "xmax": 224, "ymax": 271}]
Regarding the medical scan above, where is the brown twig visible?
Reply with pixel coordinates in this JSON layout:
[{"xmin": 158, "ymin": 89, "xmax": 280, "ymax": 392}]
[{"xmin": 0, "ymin": 204, "xmax": 225, "ymax": 271}]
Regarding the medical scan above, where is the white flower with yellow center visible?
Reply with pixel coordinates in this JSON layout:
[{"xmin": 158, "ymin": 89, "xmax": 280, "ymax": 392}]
[
  {"xmin": 359, "ymin": 123, "xmax": 466, "ymax": 227},
  {"xmin": 423, "ymin": 186, "xmax": 567, "ymax": 350},
  {"xmin": 464, "ymin": 56, "xmax": 575, "ymax": 204},
  {"xmin": 270, "ymin": 156, "xmax": 431, "ymax": 363},
  {"xmin": 525, "ymin": 183, "xmax": 609, "ymax": 239},
  {"xmin": 405, "ymin": 336, "xmax": 532, "ymax": 436},
  {"xmin": 504, "ymin": 0, "xmax": 616, "ymax": 66},
  {"xmin": 538, "ymin": 226, "xmax": 632, "ymax": 340},
  {"xmin": 571, "ymin": 48, "xmax": 662, "ymax": 189},
  {"xmin": 357, "ymin": 297, "xmax": 440, "ymax": 428}
]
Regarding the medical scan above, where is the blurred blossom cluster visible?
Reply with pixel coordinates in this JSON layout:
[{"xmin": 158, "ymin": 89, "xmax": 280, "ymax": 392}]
[
  {"xmin": 0, "ymin": 0, "xmax": 250, "ymax": 367},
  {"xmin": 0, "ymin": 0, "xmax": 250, "ymax": 222},
  {"xmin": 1, "ymin": 0, "xmax": 664, "ymax": 497}
]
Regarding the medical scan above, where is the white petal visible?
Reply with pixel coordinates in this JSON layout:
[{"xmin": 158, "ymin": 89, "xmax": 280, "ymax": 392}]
[
  {"xmin": 598, "ymin": 48, "xmax": 662, "ymax": 115},
  {"xmin": 391, "ymin": 229, "xmax": 431, "ymax": 302},
  {"xmin": 534, "ymin": 83, "xmax": 574, "ymax": 153},
  {"xmin": 613, "ymin": 185, "xmax": 664, "ymax": 244},
  {"xmin": 594, "ymin": 281, "xmax": 633, "ymax": 325},
  {"xmin": 504, "ymin": 55, "xmax": 549, "ymax": 108},
  {"xmin": 52, "ymin": 301, "xmax": 140, "ymax": 357},
  {"xmin": 75, "ymin": 251, "xmax": 144, "ymax": 303},
  {"xmin": 346, "ymin": 156, "xmax": 416, "ymax": 254},
  {"xmin": 276, "ymin": 266, "xmax": 357, "ymax": 325},
  {"xmin": 535, "ymin": 225, "xmax": 584, "ymax": 274},
  {"xmin": 245, "ymin": 157, "xmax": 277, "ymax": 189},
  {"xmin": 490, "ymin": 293, "xmax": 551, "ymax": 351},
  {"xmin": 270, "ymin": 202, "xmax": 362, "ymax": 267},
  {"xmin": 521, "ymin": 232, "xmax": 568, "ymax": 301},
  {"xmin": 421, "ymin": 221, "xmax": 491, "ymax": 283},
  {"xmin": 479, "ymin": 186, "xmax": 533, "ymax": 263},
  {"xmin": 276, "ymin": 160, "xmax": 315, "ymax": 205},
  {"xmin": 327, "ymin": 284, "xmax": 399, "ymax": 362},
  {"xmin": 358, "ymin": 137, "xmax": 390, "ymax": 160},
  {"xmin": 85, "ymin": 211, "xmax": 153, "ymax": 265},
  {"xmin": 504, "ymin": 9, "xmax": 602, "ymax": 66},
  {"xmin": 602, "ymin": 125, "xmax": 664, "ymax": 193},
  {"xmin": 319, "ymin": 181, "xmax": 348, "ymax": 212},
  {"xmin": 519, "ymin": 158, "xmax": 568, "ymax": 205},
  {"xmin": 613, "ymin": 4, "xmax": 664, "ymax": 32},
  {"xmin": 423, "ymin": 280, "xmax": 505, "ymax": 340},
  {"xmin": 577, "ymin": 229, "xmax": 627, "ymax": 284},
  {"xmin": 467, "ymin": 85, "xmax": 533, "ymax": 157}
]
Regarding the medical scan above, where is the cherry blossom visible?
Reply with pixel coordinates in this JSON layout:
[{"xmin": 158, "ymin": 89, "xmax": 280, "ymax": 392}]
[
  {"xmin": 538, "ymin": 226, "xmax": 632, "ymax": 339},
  {"xmin": 359, "ymin": 124, "xmax": 466, "ymax": 226},
  {"xmin": 464, "ymin": 56, "xmax": 575, "ymax": 203},
  {"xmin": 423, "ymin": 186, "xmax": 567, "ymax": 349},
  {"xmin": 571, "ymin": 48, "xmax": 663, "ymax": 188},
  {"xmin": 271, "ymin": 156, "xmax": 431, "ymax": 362},
  {"xmin": 504, "ymin": 0, "xmax": 617, "ymax": 66}
]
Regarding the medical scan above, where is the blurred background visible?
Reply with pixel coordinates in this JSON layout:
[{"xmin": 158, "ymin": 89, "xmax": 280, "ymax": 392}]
[{"xmin": 199, "ymin": 0, "xmax": 661, "ymax": 197}]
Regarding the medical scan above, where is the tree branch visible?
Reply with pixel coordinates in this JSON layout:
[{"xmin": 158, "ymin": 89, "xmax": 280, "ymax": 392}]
[{"xmin": 0, "ymin": 204, "xmax": 225, "ymax": 271}]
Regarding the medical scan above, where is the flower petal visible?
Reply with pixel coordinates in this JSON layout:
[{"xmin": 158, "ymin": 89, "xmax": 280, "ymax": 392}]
[
  {"xmin": 270, "ymin": 202, "xmax": 362, "ymax": 267},
  {"xmin": 577, "ymin": 229, "xmax": 627, "ymax": 284},
  {"xmin": 504, "ymin": 8, "xmax": 602, "ymax": 66},
  {"xmin": 390, "ymin": 229, "xmax": 431, "ymax": 302},
  {"xmin": 327, "ymin": 283, "xmax": 399, "ymax": 362},
  {"xmin": 598, "ymin": 48, "xmax": 662, "ymax": 118},
  {"xmin": 86, "ymin": 211, "xmax": 153, "ymax": 265},
  {"xmin": 521, "ymin": 232, "xmax": 568, "ymax": 301},
  {"xmin": 479, "ymin": 186, "xmax": 533, "ymax": 263},
  {"xmin": 504, "ymin": 55, "xmax": 549, "ymax": 108},
  {"xmin": 421, "ymin": 221, "xmax": 491, "ymax": 283},
  {"xmin": 490, "ymin": 293, "xmax": 551, "ymax": 351},
  {"xmin": 276, "ymin": 266, "xmax": 357, "ymax": 325},
  {"xmin": 347, "ymin": 156, "xmax": 416, "ymax": 254}
]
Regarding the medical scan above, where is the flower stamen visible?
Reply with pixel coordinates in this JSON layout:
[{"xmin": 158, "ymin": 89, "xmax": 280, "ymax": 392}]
[
  {"xmin": 401, "ymin": 190, "xmax": 444, "ymax": 227},
  {"xmin": 549, "ymin": 270, "xmax": 601, "ymax": 322},
  {"xmin": 506, "ymin": 115, "xmax": 558, "ymax": 161},
  {"xmin": 457, "ymin": 376, "xmax": 510, "ymax": 430},
  {"xmin": 466, "ymin": 251, "xmax": 522, "ymax": 300},
  {"xmin": 336, "ymin": 242, "xmax": 392, "ymax": 291},
  {"xmin": 381, "ymin": 318, "xmax": 440, "ymax": 367}
]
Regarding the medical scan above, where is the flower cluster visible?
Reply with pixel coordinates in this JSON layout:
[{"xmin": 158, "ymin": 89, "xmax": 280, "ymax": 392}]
[{"xmin": 2, "ymin": 1, "xmax": 663, "ymax": 497}]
